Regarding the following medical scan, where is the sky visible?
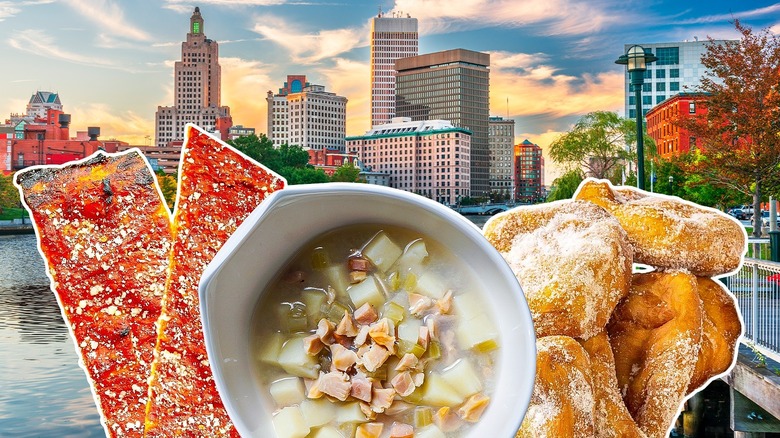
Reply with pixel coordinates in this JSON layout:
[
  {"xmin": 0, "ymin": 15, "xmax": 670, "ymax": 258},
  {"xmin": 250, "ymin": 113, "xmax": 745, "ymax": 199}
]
[{"xmin": 1, "ymin": 0, "xmax": 778, "ymax": 183}]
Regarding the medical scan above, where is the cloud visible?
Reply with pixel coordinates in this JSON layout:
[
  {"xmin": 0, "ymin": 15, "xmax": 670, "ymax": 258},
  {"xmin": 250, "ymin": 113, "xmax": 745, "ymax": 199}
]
[
  {"xmin": 0, "ymin": 0, "xmax": 53, "ymax": 22},
  {"xmin": 64, "ymin": 0, "xmax": 152, "ymax": 42},
  {"xmin": 68, "ymin": 103, "xmax": 154, "ymax": 145},
  {"xmin": 318, "ymin": 58, "xmax": 371, "ymax": 135},
  {"xmin": 674, "ymin": 3, "xmax": 780, "ymax": 24},
  {"xmin": 219, "ymin": 57, "xmax": 277, "ymax": 134},
  {"xmin": 8, "ymin": 29, "xmax": 119, "ymax": 69},
  {"xmin": 390, "ymin": 0, "xmax": 631, "ymax": 36},
  {"xmin": 250, "ymin": 14, "xmax": 368, "ymax": 63}
]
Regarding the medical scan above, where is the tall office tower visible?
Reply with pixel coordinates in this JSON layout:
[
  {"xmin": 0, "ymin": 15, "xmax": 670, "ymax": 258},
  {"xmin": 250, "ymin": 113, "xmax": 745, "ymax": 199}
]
[
  {"xmin": 266, "ymin": 75, "xmax": 348, "ymax": 151},
  {"xmin": 488, "ymin": 116, "xmax": 516, "ymax": 200},
  {"xmin": 395, "ymin": 49, "xmax": 490, "ymax": 198},
  {"xmin": 514, "ymin": 139, "xmax": 544, "ymax": 202},
  {"xmin": 370, "ymin": 12, "xmax": 418, "ymax": 128},
  {"xmin": 155, "ymin": 7, "xmax": 232, "ymax": 147},
  {"xmin": 622, "ymin": 39, "xmax": 730, "ymax": 119}
]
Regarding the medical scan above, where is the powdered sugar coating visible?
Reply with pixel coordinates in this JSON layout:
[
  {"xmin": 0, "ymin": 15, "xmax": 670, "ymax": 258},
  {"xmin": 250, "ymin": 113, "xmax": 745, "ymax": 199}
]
[
  {"xmin": 483, "ymin": 200, "xmax": 633, "ymax": 339},
  {"xmin": 516, "ymin": 336, "xmax": 595, "ymax": 438},
  {"xmin": 607, "ymin": 271, "xmax": 703, "ymax": 438},
  {"xmin": 575, "ymin": 178, "xmax": 746, "ymax": 277}
]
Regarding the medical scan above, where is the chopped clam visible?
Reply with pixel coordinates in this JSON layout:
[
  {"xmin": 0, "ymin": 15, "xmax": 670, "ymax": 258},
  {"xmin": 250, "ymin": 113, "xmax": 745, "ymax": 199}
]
[
  {"xmin": 335, "ymin": 310, "xmax": 360, "ymax": 337},
  {"xmin": 354, "ymin": 302, "xmax": 379, "ymax": 325},
  {"xmin": 361, "ymin": 344, "xmax": 391, "ymax": 372},
  {"xmin": 303, "ymin": 334, "xmax": 324, "ymax": 356},
  {"xmin": 349, "ymin": 376, "xmax": 373, "ymax": 402},
  {"xmin": 395, "ymin": 353, "xmax": 418, "ymax": 372},
  {"xmin": 391, "ymin": 371, "xmax": 416, "ymax": 397},
  {"xmin": 457, "ymin": 393, "xmax": 490, "ymax": 422},
  {"xmin": 317, "ymin": 372, "xmax": 351, "ymax": 402},
  {"xmin": 316, "ymin": 318, "xmax": 335, "ymax": 344},
  {"xmin": 434, "ymin": 406, "xmax": 462, "ymax": 432},
  {"xmin": 356, "ymin": 422, "xmax": 384, "ymax": 438},
  {"xmin": 389, "ymin": 422, "xmax": 414, "ymax": 438},
  {"xmin": 370, "ymin": 387, "xmax": 396, "ymax": 413},
  {"xmin": 330, "ymin": 343, "xmax": 358, "ymax": 371},
  {"xmin": 408, "ymin": 293, "xmax": 433, "ymax": 317}
]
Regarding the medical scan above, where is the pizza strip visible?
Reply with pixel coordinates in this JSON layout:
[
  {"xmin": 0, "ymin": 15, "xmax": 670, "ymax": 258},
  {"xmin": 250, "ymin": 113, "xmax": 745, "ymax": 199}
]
[
  {"xmin": 144, "ymin": 125, "xmax": 286, "ymax": 436},
  {"xmin": 14, "ymin": 151, "xmax": 173, "ymax": 437}
]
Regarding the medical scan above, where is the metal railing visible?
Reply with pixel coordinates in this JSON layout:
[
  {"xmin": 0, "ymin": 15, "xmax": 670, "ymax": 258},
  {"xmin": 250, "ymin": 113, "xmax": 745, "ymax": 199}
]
[{"xmin": 723, "ymin": 257, "xmax": 780, "ymax": 363}]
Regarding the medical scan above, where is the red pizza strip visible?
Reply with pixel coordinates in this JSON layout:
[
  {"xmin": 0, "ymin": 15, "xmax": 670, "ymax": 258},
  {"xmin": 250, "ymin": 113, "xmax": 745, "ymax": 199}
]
[
  {"xmin": 14, "ymin": 151, "xmax": 173, "ymax": 437},
  {"xmin": 144, "ymin": 125, "xmax": 285, "ymax": 436}
]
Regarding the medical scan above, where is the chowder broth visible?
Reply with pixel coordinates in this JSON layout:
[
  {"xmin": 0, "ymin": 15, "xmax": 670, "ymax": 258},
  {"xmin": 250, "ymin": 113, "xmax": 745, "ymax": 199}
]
[{"xmin": 251, "ymin": 224, "xmax": 499, "ymax": 438}]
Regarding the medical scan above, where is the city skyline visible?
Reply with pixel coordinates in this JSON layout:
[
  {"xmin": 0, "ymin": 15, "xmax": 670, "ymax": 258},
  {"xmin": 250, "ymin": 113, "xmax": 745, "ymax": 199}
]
[{"xmin": 1, "ymin": 0, "xmax": 778, "ymax": 182}]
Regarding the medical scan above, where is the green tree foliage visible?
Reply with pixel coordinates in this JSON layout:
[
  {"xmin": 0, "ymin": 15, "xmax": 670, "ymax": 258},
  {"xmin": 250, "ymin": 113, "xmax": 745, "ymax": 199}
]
[
  {"xmin": 330, "ymin": 163, "xmax": 362, "ymax": 183},
  {"xmin": 154, "ymin": 169, "xmax": 178, "ymax": 211},
  {"xmin": 546, "ymin": 169, "xmax": 585, "ymax": 202},
  {"xmin": 679, "ymin": 20, "xmax": 780, "ymax": 236},
  {"xmin": 227, "ymin": 135, "xmax": 328, "ymax": 185},
  {"xmin": 549, "ymin": 111, "xmax": 654, "ymax": 181},
  {"xmin": 0, "ymin": 173, "xmax": 21, "ymax": 212}
]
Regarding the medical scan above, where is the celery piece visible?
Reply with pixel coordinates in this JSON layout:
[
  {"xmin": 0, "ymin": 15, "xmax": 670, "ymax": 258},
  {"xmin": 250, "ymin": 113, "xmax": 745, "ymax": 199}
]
[
  {"xmin": 311, "ymin": 247, "xmax": 329, "ymax": 270},
  {"xmin": 362, "ymin": 231, "xmax": 402, "ymax": 273},
  {"xmin": 403, "ymin": 272, "xmax": 418, "ymax": 292},
  {"xmin": 278, "ymin": 302, "xmax": 309, "ymax": 333},
  {"xmin": 414, "ymin": 406, "xmax": 433, "ymax": 427},
  {"xmin": 327, "ymin": 301, "xmax": 351, "ymax": 322},
  {"xmin": 396, "ymin": 339, "xmax": 425, "ymax": 358},
  {"xmin": 388, "ymin": 270, "xmax": 401, "ymax": 291},
  {"xmin": 382, "ymin": 301, "xmax": 406, "ymax": 325},
  {"xmin": 425, "ymin": 340, "xmax": 442, "ymax": 360},
  {"xmin": 365, "ymin": 364, "xmax": 388, "ymax": 381},
  {"xmin": 474, "ymin": 338, "xmax": 500, "ymax": 353}
]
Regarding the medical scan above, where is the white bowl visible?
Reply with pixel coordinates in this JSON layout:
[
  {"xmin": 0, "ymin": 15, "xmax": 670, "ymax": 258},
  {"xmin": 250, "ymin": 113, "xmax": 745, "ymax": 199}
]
[{"xmin": 199, "ymin": 183, "xmax": 536, "ymax": 437}]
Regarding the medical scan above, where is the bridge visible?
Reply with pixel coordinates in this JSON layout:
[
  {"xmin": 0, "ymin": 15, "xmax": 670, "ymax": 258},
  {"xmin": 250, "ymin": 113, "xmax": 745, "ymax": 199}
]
[{"xmin": 452, "ymin": 203, "xmax": 519, "ymax": 215}]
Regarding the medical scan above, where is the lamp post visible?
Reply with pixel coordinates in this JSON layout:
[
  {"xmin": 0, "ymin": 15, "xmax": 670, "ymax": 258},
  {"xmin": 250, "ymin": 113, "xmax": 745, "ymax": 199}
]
[{"xmin": 616, "ymin": 45, "xmax": 658, "ymax": 190}]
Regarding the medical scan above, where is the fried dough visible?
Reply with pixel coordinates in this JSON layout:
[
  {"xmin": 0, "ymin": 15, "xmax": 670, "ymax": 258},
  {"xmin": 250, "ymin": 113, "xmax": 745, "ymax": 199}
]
[
  {"xmin": 579, "ymin": 331, "xmax": 646, "ymax": 438},
  {"xmin": 688, "ymin": 277, "xmax": 743, "ymax": 393},
  {"xmin": 483, "ymin": 200, "xmax": 632, "ymax": 339},
  {"xmin": 607, "ymin": 271, "xmax": 703, "ymax": 438},
  {"xmin": 574, "ymin": 178, "xmax": 745, "ymax": 276},
  {"xmin": 517, "ymin": 336, "xmax": 595, "ymax": 438}
]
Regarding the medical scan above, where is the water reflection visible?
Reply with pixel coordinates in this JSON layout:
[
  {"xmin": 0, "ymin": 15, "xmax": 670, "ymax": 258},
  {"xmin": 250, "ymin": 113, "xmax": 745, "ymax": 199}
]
[{"xmin": 0, "ymin": 235, "xmax": 103, "ymax": 437}]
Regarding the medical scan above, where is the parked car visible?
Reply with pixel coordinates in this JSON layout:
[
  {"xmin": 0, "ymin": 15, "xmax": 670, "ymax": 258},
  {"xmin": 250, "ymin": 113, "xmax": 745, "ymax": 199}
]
[
  {"xmin": 728, "ymin": 208, "xmax": 746, "ymax": 220},
  {"xmin": 761, "ymin": 211, "xmax": 780, "ymax": 228},
  {"xmin": 741, "ymin": 205, "xmax": 755, "ymax": 218}
]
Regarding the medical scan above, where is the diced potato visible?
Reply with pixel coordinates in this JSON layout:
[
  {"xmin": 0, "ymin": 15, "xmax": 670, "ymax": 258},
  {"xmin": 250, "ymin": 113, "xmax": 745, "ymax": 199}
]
[
  {"xmin": 337, "ymin": 401, "xmax": 368, "ymax": 424},
  {"xmin": 363, "ymin": 231, "xmax": 402, "ymax": 272},
  {"xmin": 324, "ymin": 265, "xmax": 350, "ymax": 299},
  {"xmin": 441, "ymin": 359, "xmax": 482, "ymax": 398},
  {"xmin": 308, "ymin": 426, "xmax": 344, "ymax": 438},
  {"xmin": 456, "ymin": 312, "xmax": 499, "ymax": 352},
  {"xmin": 397, "ymin": 319, "xmax": 422, "ymax": 343},
  {"xmin": 416, "ymin": 425, "xmax": 446, "ymax": 438},
  {"xmin": 415, "ymin": 272, "xmax": 447, "ymax": 299},
  {"xmin": 419, "ymin": 373, "xmax": 464, "ymax": 407},
  {"xmin": 272, "ymin": 406, "xmax": 310, "ymax": 438},
  {"xmin": 269, "ymin": 377, "xmax": 305, "ymax": 407},
  {"xmin": 452, "ymin": 293, "xmax": 487, "ymax": 322},
  {"xmin": 347, "ymin": 276, "xmax": 385, "ymax": 310},
  {"xmin": 277, "ymin": 336, "xmax": 320, "ymax": 379},
  {"xmin": 397, "ymin": 238, "xmax": 429, "ymax": 273},
  {"xmin": 300, "ymin": 398, "xmax": 337, "ymax": 428},
  {"xmin": 302, "ymin": 289, "xmax": 328, "ymax": 325},
  {"xmin": 385, "ymin": 356, "xmax": 401, "ymax": 383},
  {"xmin": 256, "ymin": 331, "xmax": 285, "ymax": 366}
]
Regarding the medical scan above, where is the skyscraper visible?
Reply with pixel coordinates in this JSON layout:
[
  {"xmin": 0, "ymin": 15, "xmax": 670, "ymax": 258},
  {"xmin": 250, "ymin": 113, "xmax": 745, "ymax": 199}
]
[
  {"xmin": 395, "ymin": 49, "xmax": 490, "ymax": 198},
  {"xmin": 370, "ymin": 12, "xmax": 418, "ymax": 128},
  {"xmin": 622, "ymin": 39, "xmax": 730, "ymax": 119},
  {"xmin": 266, "ymin": 75, "xmax": 348, "ymax": 151},
  {"xmin": 155, "ymin": 7, "xmax": 231, "ymax": 147},
  {"xmin": 488, "ymin": 116, "xmax": 516, "ymax": 200},
  {"xmin": 514, "ymin": 139, "xmax": 544, "ymax": 202}
]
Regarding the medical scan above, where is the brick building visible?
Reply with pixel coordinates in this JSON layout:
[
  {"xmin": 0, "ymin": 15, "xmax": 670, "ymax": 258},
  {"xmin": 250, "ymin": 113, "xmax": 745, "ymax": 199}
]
[
  {"xmin": 514, "ymin": 139, "xmax": 544, "ymax": 202},
  {"xmin": 646, "ymin": 92, "xmax": 709, "ymax": 159}
]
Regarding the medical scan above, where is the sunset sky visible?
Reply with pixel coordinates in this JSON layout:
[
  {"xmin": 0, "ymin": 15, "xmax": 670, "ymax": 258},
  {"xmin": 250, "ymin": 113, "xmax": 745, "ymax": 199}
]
[{"xmin": 1, "ymin": 0, "xmax": 778, "ymax": 182}]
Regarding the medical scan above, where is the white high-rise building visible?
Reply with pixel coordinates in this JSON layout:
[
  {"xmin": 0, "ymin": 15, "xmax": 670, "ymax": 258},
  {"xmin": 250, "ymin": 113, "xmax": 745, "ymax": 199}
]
[
  {"xmin": 488, "ymin": 116, "xmax": 515, "ymax": 200},
  {"xmin": 266, "ymin": 75, "xmax": 347, "ymax": 151},
  {"xmin": 622, "ymin": 39, "xmax": 730, "ymax": 119},
  {"xmin": 370, "ymin": 12, "xmax": 418, "ymax": 128},
  {"xmin": 155, "ymin": 7, "xmax": 231, "ymax": 147}
]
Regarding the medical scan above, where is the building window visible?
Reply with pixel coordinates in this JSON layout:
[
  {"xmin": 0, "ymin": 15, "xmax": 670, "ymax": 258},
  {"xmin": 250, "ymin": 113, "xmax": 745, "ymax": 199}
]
[
  {"xmin": 656, "ymin": 95, "xmax": 666, "ymax": 104},
  {"xmin": 629, "ymin": 96, "xmax": 635, "ymax": 105},
  {"xmin": 670, "ymin": 68, "xmax": 680, "ymax": 78},
  {"xmin": 642, "ymin": 83, "xmax": 652, "ymax": 92},
  {"xmin": 656, "ymin": 82, "xmax": 666, "ymax": 92},
  {"xmin": 689, "ymin": 102, "xmax": 696, "ymax": 113},
  {"xmin": 642, "ymin": 96, "xmax": 652, "ymax": 105},
  {"xmin": 656, "ymin": 47, "xmax": 679, "ymax": 65},
  {"xmin": 656, "ymin": 69, "xmax": 666, "ymax": 79},
  {"xmin": 670, "ymin": 82, "xmax": 680, "ymax": 91}
]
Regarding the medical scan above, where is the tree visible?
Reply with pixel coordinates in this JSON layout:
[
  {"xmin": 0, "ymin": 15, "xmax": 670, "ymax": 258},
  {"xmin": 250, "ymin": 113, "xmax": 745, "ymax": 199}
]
[
  {"xmin": 330, "ymin": 163, "xmax": 362, "ymax": 183},
  {"xmin": 679, "ymin": 20, "xmax": 780, "ymax": 237},
  {"xmin": 546, "ymin": 169, "xmax": 585, "ymax": 202},
  {"xmin": 226, "ymin": 136, "xmax": 328, "ymax": 186},
  {"xmin": 154, "ymin": 169, "xmax": 178, "ymax": 211},
  {"xmin": 549, "ymin": 111, "xmax": 654, "ymax": 181},
  {"xmin": 0, "ymin": 173, "xmax": 21, "ymax": 212}
]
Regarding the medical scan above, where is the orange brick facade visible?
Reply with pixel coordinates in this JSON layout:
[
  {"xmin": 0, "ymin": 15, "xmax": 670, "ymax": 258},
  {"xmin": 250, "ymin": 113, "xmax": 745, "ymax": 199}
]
[{"xmin": 646, "ymin": 93, "xmax": 708, "ymax": 159}]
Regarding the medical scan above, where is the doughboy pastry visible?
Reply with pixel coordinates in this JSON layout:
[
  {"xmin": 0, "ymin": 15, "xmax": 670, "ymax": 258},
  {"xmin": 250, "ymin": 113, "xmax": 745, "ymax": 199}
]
[
  {"xmin": 574, "ymin": 179, "xmax": 745, "ymax": 276},
  {"xmin": 484, "ymin": 200, "xmax": 632, "ymax": 339}
]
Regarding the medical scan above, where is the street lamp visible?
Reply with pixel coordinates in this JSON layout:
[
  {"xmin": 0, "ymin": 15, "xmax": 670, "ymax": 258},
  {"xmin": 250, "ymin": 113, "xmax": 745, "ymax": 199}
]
[{"xmin": 616, "ymin": 45, "xmax": 658, "ymax": 190}]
